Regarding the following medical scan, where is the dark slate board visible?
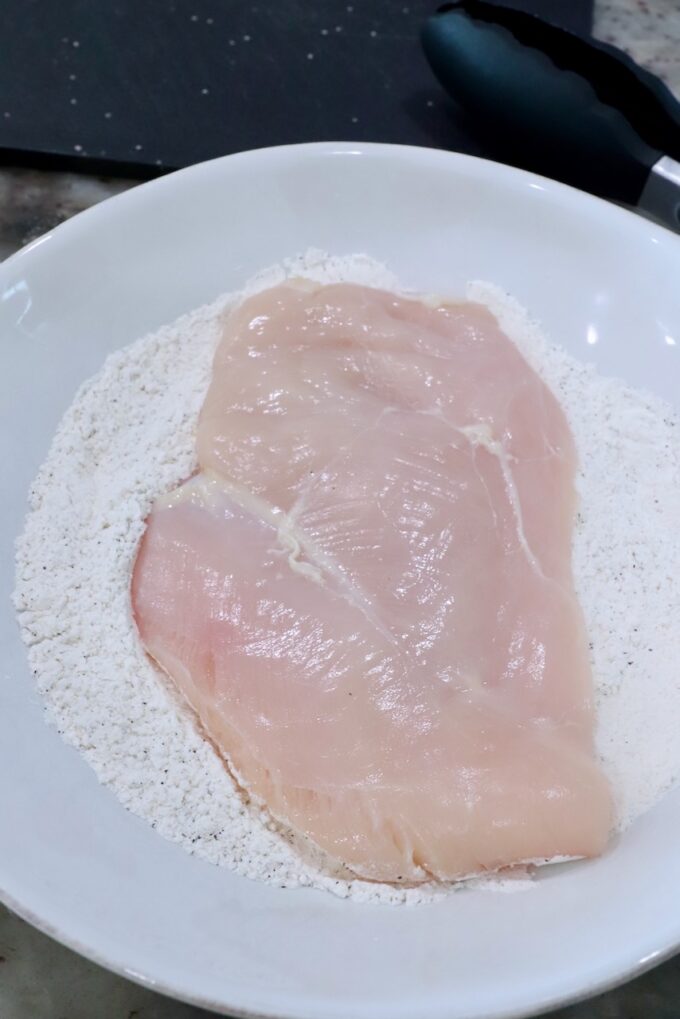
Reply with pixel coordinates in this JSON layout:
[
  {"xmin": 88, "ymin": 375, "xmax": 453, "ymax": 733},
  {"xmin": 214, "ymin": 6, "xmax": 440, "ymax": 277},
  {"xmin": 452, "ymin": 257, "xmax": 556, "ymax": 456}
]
[{"xmin": 0, "ymin": 0, "xmax": 593, "ymax": 178}]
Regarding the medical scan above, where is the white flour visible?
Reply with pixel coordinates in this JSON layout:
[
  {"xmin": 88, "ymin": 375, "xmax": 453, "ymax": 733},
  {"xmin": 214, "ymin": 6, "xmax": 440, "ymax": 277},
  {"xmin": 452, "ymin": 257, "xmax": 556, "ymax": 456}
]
[{"xmin": 13, "ymin": 252, "xmax": 680, "ymax": 904}]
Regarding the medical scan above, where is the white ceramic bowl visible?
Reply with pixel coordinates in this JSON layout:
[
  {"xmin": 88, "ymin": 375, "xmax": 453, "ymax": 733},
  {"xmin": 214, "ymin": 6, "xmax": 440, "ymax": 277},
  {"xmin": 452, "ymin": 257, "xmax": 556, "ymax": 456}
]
[{"xmin": 1, "ymin": 143, "xmax": 679, "ymax": 1019}]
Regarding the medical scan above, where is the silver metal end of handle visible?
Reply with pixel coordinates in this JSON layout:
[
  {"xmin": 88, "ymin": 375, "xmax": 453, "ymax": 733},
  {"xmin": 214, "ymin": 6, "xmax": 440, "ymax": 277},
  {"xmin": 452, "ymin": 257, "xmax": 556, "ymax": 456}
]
[{"xmin": 638, "ymin": 156, "xmax": 680, "ymax": 234}]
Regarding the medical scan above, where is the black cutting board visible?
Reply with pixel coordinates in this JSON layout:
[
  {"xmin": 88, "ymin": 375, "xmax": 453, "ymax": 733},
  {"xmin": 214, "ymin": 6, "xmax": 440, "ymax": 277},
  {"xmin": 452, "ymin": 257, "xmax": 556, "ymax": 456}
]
[{"xmin": 0, "ymin": 0, "xmax": 593, "ymax": 178}]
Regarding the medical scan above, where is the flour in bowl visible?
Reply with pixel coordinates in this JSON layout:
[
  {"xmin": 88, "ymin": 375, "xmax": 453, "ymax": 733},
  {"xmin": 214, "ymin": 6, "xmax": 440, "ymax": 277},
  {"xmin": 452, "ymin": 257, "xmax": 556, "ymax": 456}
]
[{"xmin": 13, "ymin": 252, "xmax": 680, "ymax": 903}]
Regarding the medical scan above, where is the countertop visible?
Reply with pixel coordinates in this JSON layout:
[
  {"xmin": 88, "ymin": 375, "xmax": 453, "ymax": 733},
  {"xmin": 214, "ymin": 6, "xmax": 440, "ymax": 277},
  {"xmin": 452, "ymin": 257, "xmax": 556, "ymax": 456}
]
[{"xmin": 2, "ymin": 2, "xmax": 680, "ymax": 1016}]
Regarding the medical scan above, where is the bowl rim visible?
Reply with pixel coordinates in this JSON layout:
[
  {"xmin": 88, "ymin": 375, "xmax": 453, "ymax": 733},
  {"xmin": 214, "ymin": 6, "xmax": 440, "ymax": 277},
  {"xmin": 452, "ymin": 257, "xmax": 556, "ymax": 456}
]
[
  {"xmin": 3, "ymin": 140, "xmax": 678, "ymax": 278},
  {"xmin": 3, "ymin": 866, "xmax": 677, "ymax": 1019}
]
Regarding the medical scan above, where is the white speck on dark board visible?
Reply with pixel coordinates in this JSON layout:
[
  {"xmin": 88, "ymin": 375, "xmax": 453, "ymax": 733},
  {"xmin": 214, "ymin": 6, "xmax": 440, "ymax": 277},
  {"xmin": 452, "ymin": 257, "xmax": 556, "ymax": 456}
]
[
  {"xmin": 104, "ymin": 111, "xmax": 112, "ymax": 118},
  {"xmin": 72, "ymin": 40, "xmax": 80, "ymax": 47},
  {"xmin": 307, "ymin": 52, "xmax": 314, "ymax": 60},
  {"xmin": 69, "ymin": 73, "xmax": 77, "ymax": 81},
  {"xmin": 243, "ymin": 34, "xmax": 251, "ymax": 41},
  {"xmin": 229, "ymin": 39, "xmax": 236, "ymax": 45},
  {"xmin": 3, "ymin": 112, "xmax": 10, "ymax": 119},
  {"xmin": 201, "ymin": 87, "xmax": 210, "ymax": 94},
  {"xmin": 134, "ymin": 144, "xmax": 143, "ymax": 151},
  {"xmin": 190, "ymin": 14, "xmax": 198, "ymax": 21},
  {"xmin": 370, "ymin": 29, "xmax": 377, "ymax": 37},
  {"xmin": 321, "ymin": 28, "xmax": 329, "ymax": 35},
  {"xmin": 351, "ymin": 116, "xmax": 359, "ymax": 123},
  {"xmin": 335, "ymin": 25, "xmax": 342, "ymax": 32},
  {"xmin": 73, "ymin": 144, "xmax": 83, "ymax": 152},
  {"xmin": 206, "ymin": 17, "xmax": 214, "ymax": 24},
  {"xmin": 426, "ymin": 99, "xmax": 434, "ymax": 107},
  {"xmin": 70, "ymin": 98, "xmax": 78, "ymax": 105}
]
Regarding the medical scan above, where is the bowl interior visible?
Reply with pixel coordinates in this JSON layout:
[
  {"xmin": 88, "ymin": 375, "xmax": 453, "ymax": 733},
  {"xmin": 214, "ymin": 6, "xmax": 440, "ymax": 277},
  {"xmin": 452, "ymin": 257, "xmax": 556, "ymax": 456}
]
[{"xmin": 1, "ymin": 143, "xmax": 679, "ymax": 1019}]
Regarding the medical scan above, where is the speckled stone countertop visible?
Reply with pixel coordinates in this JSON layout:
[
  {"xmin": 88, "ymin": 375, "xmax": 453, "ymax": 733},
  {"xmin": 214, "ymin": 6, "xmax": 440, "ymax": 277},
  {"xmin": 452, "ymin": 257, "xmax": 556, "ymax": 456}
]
[
  {"xmin": 593, "ymin": 0, "xmax": 680, "ymax": 96},
  {"xmin": 2, "ymin": 2, "xmax": 680, "ymax": 1017}
]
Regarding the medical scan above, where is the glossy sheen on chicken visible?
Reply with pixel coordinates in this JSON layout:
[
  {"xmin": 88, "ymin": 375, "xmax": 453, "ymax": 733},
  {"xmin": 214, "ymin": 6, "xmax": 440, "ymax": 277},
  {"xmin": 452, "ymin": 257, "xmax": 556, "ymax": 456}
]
[{"xmin": 132, "ymin": 282, "xmax": 613, "ymax": 882}]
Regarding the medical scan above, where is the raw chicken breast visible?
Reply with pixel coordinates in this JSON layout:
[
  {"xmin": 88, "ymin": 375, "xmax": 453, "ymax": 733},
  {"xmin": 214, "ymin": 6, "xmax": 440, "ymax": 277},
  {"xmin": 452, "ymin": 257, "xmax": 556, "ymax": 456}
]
[{"xmin": 132, "ymin": 281, "xmax": 613, "ymax": 882}]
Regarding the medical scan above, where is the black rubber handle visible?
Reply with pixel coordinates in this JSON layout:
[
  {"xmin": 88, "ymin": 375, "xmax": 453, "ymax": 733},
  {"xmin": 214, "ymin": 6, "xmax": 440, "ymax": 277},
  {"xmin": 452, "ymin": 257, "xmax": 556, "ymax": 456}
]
[{"xmin": 422, "ymin": 1, "xmax": 680, "ymax": 204}]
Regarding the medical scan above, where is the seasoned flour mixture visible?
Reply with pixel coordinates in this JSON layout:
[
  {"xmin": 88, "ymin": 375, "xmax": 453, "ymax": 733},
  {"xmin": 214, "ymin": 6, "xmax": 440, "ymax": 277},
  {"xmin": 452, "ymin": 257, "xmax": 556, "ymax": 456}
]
[{"xmin": 13, "ymin": 252, "xmax": 680, "ymax": 903}]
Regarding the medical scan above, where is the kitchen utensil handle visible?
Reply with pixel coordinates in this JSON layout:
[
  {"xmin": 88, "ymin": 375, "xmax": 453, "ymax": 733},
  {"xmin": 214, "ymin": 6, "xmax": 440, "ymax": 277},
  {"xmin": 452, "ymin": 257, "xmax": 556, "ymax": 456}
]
[{"xmin": 422, "ymin": 2, "xmax": 667, "ymax": 206}]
